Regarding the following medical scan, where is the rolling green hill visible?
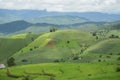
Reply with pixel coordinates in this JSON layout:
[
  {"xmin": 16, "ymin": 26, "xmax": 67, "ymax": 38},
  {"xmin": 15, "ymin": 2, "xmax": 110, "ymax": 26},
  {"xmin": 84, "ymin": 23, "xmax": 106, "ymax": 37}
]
[
  {"xmin": 0, "ymin": 29, "xmax": 120, "ymax": 80},
  {"xmin": 12, "ymin": 30, "xmax": 98, "ymax": 65},
  {"xmin": 0, "ymin": 9, "xmax": 120, "ymax": 80},
  {"xmin": 9, "ymin": 29, "xmax": 120, "ymax": 65},
  {"xmin": 1, "ymin": 29, "xmax": 120, "ymax": 65}
]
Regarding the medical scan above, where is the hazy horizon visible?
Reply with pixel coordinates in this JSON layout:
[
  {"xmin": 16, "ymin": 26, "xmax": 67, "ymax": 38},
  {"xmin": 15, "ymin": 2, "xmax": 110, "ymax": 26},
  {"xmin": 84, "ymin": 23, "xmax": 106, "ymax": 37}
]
[{"xmin": 0, "ymin": 0, "xmax": 120, "ymax": 14}]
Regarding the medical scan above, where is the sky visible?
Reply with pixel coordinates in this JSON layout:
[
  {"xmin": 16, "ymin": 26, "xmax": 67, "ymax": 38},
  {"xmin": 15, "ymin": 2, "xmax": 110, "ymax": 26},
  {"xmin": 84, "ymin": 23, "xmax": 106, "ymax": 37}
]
[{"xmin": 0, "ymin": 0, "xmax": 120, "ymax": 13}]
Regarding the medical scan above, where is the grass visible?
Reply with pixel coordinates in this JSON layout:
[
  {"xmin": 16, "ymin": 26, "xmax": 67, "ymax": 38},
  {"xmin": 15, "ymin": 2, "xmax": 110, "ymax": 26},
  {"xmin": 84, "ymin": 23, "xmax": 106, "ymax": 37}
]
[
  {"xmin": 85, "ymin": 39, "xmax": 120, "ymax": 54},
  {"xmin": 0, "ymin": 33, "xmax": 39, "ymax": 63},
  {"xmin": 0, "ymin": 29, "xmax": 120, "ymax": 80},
  {"xmin": 0, "ymin": 62, "xmax": 120, "ymax": 80},
  {"xmin": 9, "ymin": 34, "xmax": 27, "ymax": 39},
  {"xmin": 10, "ymin": 30, "xmax": 120, "ymax": 65},
  {"xmin": 1, "ymin": 30, "xmax": 120, "ymax": 65},
  {"xmin": 12, "ymin": 30, "xmax": 98, "ymax": 65}
]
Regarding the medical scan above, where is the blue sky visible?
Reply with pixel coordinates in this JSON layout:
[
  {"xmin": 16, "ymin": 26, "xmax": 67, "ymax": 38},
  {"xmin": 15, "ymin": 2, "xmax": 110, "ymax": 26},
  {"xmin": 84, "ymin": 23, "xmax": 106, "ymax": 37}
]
[{"xmin": 0, "ymin": 0, "xmax": 120, "ymax": 13}]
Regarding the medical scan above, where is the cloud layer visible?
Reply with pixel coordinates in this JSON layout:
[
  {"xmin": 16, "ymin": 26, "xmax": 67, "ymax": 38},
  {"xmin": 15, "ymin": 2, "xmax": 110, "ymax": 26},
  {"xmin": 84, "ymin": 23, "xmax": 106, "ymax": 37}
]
[{"xmin": 0, "ymin": 0, "xmax": 120, "ymax": 13}]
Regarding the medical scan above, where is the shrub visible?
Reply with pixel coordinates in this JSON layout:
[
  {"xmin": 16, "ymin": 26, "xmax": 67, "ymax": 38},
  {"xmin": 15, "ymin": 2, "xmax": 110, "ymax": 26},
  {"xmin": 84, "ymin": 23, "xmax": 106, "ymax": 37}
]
[
  {"xmin": 109, "ymin": 53, "xmax": 113, "ymax": 55},
  {"xmin": 92, "ymin": 32, "xmax": 96, "ymax": 36},
  {"xmin": 73, "ymin": 56, "xmax": 79, "ymax": 60},
  {"xmin": 21, "ymin": 59, "xmax": 28, "ymax": 62},
  {"xmin": 117, "ymin": 57, "xmax": 120, "ymax": 61},
  {"xmin": 34, "ymin": 46, "xmax": 38, "ymax": 49},
  {"xmin": 117, "ymin": 53, "xmax": 120, "ymax": 55},
  {"xmin": 30, "ymin": 48, "xmax": 33, "ymax": 51},
  {"xmin": 88, "ymin": 74, "xmax": 92, "ymax": 76},
  {"xmin": 116, "ymin": 67, "xmax": 120, "ymax": 72},
  {"xmin": 109, "ymin": 34, "xmax": 119, "ymax": 38},
  {"xmin": 106, "ymin": 56, "xmax": 111, "ymax": 58},
  {"xmin": 98, "ymin": 59, "xmax": 101, "ymax": 62},
  {"xmin": 67, "ymin": 41, "xmax": 70, "ymax": 44},
  {"xmin": 21, "ymin": 50, "xmax": 23, "ymax": 53},
  {"xmin": 7, "ymin": 57, "xmax": 16, "ymax": 67},
  {"xmin": 54, "ymin": 59, "xmax": 59, "ymax": 62}
]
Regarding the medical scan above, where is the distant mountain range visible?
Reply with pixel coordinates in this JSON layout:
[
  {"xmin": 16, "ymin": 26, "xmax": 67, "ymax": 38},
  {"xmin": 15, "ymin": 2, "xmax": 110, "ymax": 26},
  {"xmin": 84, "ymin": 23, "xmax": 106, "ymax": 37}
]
[
  {"xmin": 0, "ymin": 20, "xmax": 120, "ymax": 34},
  {"xmin": 0, "ymin": 9, "xmax": 120, "ymax": 24},
  {"xmin": 0, "ymin": 20, "xmax": 103, "ymax": 33},
  {"xmin": 0, "ymin": 9, "xmax": 120, "ymax": 34}
]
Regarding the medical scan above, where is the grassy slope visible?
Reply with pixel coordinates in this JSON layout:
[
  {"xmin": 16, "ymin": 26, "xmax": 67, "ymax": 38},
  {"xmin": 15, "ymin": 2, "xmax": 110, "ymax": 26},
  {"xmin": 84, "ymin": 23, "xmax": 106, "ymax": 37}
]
[
  {"xmin": 9, "ymin": 34, "xmax": 27, "ymax": 39},
  {"xmin": 0, "ymin": 33, "xmax": 39, "ymax": 63},
  {"xmin": 12, "ymin": 30, "xmax": 120, "ymax": 65},
  {"xmin": 85, "ymin": 39, "xmax": 120, "ymax": 54},
  {"xmin": 13, "ymin": 30, "xmax": 97, "ymax": 65},
  {"xmin": 0, "ymin": 62, "xmax": 120, "ymax": 80},
  {"xmin": 1, "ymin": 30, "xmax": 120, "ymax": 65}
]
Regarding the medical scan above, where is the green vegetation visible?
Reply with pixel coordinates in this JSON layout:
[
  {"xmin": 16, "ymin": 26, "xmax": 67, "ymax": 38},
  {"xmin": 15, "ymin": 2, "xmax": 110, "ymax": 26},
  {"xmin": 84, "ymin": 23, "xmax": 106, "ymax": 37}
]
[
  {"xmin": 0, "ymin": 10, "xmax": 120, "ymax": 80},
  {"xmin": 11, "ymin": 30, "xmax": 97, "ymax": 65},
  {"xmin": 0, "ymin": 25, "xmax": 120, "ymax": 80},
  {"xmin": 0, "ymin": 33, "xmax": 39, "ymax": 63},
  {"xmin": 86, "ymin": 39, "xmax": 120, "ymax": 54},
  {"xmin": 7, "ymin": 57, "xmax": 16, "ymax": 67},
  {"xmin": 0, "ymin": 62, "xmax": 120, "ymax": 80}
]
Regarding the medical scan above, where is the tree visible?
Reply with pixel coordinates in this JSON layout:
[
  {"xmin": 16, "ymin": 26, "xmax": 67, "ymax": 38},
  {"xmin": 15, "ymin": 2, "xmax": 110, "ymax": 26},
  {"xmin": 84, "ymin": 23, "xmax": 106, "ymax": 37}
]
[
  {"xmin": 50, "ymin": 27, "xmax": 57, "ymax": 32},
  {"xmin": 30, "ymin": 48, "xmax": 33, "ymax": 51},
  {"xmin": 109, "ymin": 34, "xmax": 119, "ymax": 38},
  {"xmin": 92, "ymin": 32, "xmax": 97, "ymax": 36},
  {"xmin": 7, "ymin": 57, "xmax": 16, "ymax": 67}
]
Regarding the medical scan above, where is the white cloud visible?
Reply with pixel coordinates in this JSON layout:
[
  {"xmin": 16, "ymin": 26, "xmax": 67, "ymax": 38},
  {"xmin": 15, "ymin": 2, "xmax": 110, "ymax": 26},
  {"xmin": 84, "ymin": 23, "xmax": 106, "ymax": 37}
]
[{"xmin": 0, "ymin": 0, "xmax": 120, "ymax": 13}]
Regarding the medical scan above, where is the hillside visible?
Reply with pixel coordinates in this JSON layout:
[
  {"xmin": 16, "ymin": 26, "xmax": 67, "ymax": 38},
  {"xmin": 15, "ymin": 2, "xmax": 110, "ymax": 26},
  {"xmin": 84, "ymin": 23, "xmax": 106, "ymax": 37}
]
[
  {"xmin": 0, "ymin": 20, "xmax": 32, "ymax": 33},
  {"xmin": 0, "ymin": 33, "xmax": 39, "ymax": 63},
  {"xmin": 12, "ymin": 30, "xmax": 97, "ymax": 65},
  {"xmin": 0, "ymin": 28, "xmax": 120, "ymax": 80},
  {"xmin": 85, "ymin": 39, "xmax": 120, "ymax": 54}
]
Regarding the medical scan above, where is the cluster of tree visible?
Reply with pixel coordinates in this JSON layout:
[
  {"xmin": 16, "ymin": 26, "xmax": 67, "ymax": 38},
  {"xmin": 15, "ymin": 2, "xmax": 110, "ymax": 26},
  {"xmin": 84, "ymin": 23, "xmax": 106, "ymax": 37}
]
[
  {"xmin": 50, "ymin": 27, "xmax": 57, "ymax": 32},
  {"xmin": 109, "ymin": 34, "xmax": 119, "ymax": 38},
  {"xmin": 92, "ymin": 32, "xmax": 99, "ymax": 40}
]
